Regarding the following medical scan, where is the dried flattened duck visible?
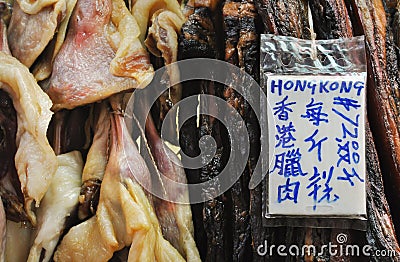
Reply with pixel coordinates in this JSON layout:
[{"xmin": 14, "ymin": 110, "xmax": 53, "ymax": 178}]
[
  {"xmin": 53, "ymin": 101, "xmax": 184, "ymax": 261},
  {"xmin": 47, "ymin": 0, "xmax": 154, "ymax": 110}
]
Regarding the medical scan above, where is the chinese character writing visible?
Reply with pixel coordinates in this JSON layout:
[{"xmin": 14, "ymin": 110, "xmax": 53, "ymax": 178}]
[
  {"xmin": 271, "ymin": 148, "xmax": 308, "ymax": 177},
  {"xmin": 304, "ymin": 129, "xmax": 328, "ymax": 162},
  {"xmin": 278, "ymin": 178, "xmax": 300, "ymax": 203},
  {"xmin": 273, "ymin": 95, "xmax": 296, "ymax": 121},
  {"xmin": 275, "ymin": 122, "xmax": 296, "ymax": 148},
  {"xmin": 337, "ymin": 167, "xmax": 364, "ymax": 187},
  {"xmin": 307, "ymin": 166, "xmax": 339, "ymax": 210},
  {"xmin": 301, "ymin": 98, "xmax": 329, "ymax": 126},
  {"xmin": 335, "ymin": 139, "xmax": 360, "ymax": 167}
]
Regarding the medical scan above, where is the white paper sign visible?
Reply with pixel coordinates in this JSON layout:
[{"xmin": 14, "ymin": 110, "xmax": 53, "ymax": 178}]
[{"xmin": 267, "ymin": 74, "xmax": 367, "ymax": 216}]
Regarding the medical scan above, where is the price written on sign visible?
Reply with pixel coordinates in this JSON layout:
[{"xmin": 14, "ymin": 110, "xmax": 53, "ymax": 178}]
[{"xmin": 267, "ymin": 74, "xmax": 367, "ymax": 216}]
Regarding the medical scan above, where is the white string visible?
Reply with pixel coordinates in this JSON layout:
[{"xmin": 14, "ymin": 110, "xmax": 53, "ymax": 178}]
[{"xmin": 308, "ymin": 3, "xmax": 318, "ymax": 60}]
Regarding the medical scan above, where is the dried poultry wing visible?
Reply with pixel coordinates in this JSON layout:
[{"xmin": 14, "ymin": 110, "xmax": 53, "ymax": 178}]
[
  {"xmin": 28, "ymin": 151, "xmax": 83, "ymax": 262},
  {"xmin": 54, "ymin": 106, "xmax": 184, "ymax": 261},
  {"xmin": 47, "ymin": 0, "xmax": 153, "ymax": 110},
  {"xmin": 0, "ymin": 52, "xmax": 57, "ymax": 226},
  {"xmin": 145, "ymin": 115, "xmax": 201, "ymax": 262},
  {"xmin": 7, "ymin": 0, "xmax": 66, "ymax": 67}
]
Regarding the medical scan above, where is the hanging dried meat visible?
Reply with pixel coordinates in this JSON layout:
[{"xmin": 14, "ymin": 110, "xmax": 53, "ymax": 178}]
[
  {"xmin": 28, "ymin": 151, "xmax": 83, "ymax": 262},
  {"xmin": 145, "ymin": 115, "xmax": 201, "ymax": 261},
  {"xmin": 78, "ymin": 102, "xmax": 110, "ymax": 220},
  {"xmin": 47, "ymin": 0, "xmax": 154, "ymax": 110},
  {"xmin": 0, "ymin": 52, "xmax": 57, "ymax": 226},
  {"xmin": 7, "ymin": 0, "xmax": 66, "ymax": 67},
  {"xmin": 53, "ymin": 102, "xmax": 184, "ymax": 261},
  {"xmin": 222, "ymin": 0, "xmax": 259, "ymax": 260}
]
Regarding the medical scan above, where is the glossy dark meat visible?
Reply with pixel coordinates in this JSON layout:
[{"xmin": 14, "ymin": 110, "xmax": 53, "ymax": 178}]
[
  {"xmin": 254, "ymin": 0, "xmax": 310, "ymax": 38},
  {"xmin": 350, "ymin": 0, "xmax": 400, "ymax": 237},
  {"xmin": 308, "ymin": 0, "xmax": 353, "ymax": 39},
  {"xmin": 179, "ymin": 5, "xmax": 229, "ymax": 261},
  {"xmin": 365, "ymin": 121, "xmax": 400, "ymax": 260},
  {"xmin": 223, "ymin": 0, "xmax": 260, "ymax": 260}
]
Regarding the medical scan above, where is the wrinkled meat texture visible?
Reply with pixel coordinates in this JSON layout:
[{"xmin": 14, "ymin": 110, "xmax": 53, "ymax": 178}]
[
  {"xmin": 7, "ymin": 0, "xmax": 66, "ymax": 67},
  {"xmin": 28, "ymin": 151, "xmax": 82, "ymax": 262},
  {"xmin": 0, "ymin": 89, "xmax": 29, "ymax": 223},
  {"xmin": 0, "ymin": 52, "xmax": 57, "ymax": 226},
  {"xmin": 54, "ymin": 111, "xmax": 184, "ymax": 261},
  {"xmin": 308, "ymin": 0, "xmax": 353, "ymax": 39},
  {"xmin": 254, "ymin": 0, "xmax": 310, "ymax": 38},
  {"xmin": 145, "ymin": 9, "xmax": 184, "ymax": 104},
  {"xmin": 5, "ymin": 221, "xmax": 32, "ymax": 262},
  {"xmin": 0, "ymin": 20, "xmax": 9, "ymax": 54},
  {"xmin": 145, "ymin": 116, "xmax": 201, "ymax": 261},
  {"xmin": 131, "ymin": 0, "xmax": 183, "ymax": 41},
  {"xmin": 48, "ymin": 0, "xmax": 153, "ymax": 110},
  {"xmin": 32, "ymin": 0, "xmax": 78, "ymax": 81},
  {"xmin": 78, "ymin": 102, "xmax": 110, "ymax": 220}
]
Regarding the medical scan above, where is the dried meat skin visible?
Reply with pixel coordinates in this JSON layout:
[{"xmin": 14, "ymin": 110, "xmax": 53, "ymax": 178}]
[
  {"xmin": 0, "ymin": 52, "xmax": 57, "ymax": 226},
  {"xmin": 145, "ymin": 116, "xmax": 201, "ymax": 261},
  {"xmin": 28, "ymin": 151, "xmax": 83, "ymax": 262},
  {"xmin": 308, "ymin": 0, "xmax": 353, "ymax": 39},
  {"xmin": 78, "ymin": 102, "xmax": 110, "ymax": 220},
  {"xmin": 7, "ymin": 0, "xmax": 66, "ymax": 67},
  {"xmin": 352, "ymin": 0, "xmax": 400, "ymax": 235},
  {"xmin": 365, "ymin": 121, "xmax": 400, "ymax": 259},
  {"xmin": 222, "ymin": 1, "xmax": 259, "ymax": 260},
  {"xmin": 48, "ymin": 0, "xmax": 153, "ymax": 110},
  {"xmin": 254, "ymin": 0, "xmax": 310, "ymax": 38},
  {"xmin": 54, "ymin": 107, "xmax": 184, "ymax": 262}
]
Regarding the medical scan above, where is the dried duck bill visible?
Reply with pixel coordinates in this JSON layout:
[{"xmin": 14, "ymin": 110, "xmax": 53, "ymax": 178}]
[
  {"xmin": 308, "ymin": 0, "xmax": 352, "ymax": 39},
  {"xmin": 145, "ymin": 116, "xmax": 201, "ymax": 262},
  {"xmin": 32, "ymin": 0, "xmax": 78, "ymax": 81},
  {"xmin": 47, "ymin": 0, "xmax": 153, "ymax": 111},
  {"xmin": 28, "ymin": 151, "xmax": 83, "ymax": 262},
  {"xmin": 78, "ymin": 102, "xmax": 111, "ymax": 220},
  {"xmin": 7, "ymin": 0, "xmax": 66, "ymax": 68},
  {"xmin": 54, "ymin": 106, "xmax": 184, "ymax": 261},
  {"xmin": 351, "ymin": 0, "xmax": 400, "ymax": 233},
  {"xmin": 0, "ymin": 52, "xmax": 57, "ymax": 226}
]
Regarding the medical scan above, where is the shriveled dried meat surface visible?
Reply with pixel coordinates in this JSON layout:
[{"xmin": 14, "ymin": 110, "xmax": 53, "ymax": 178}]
[
  {"xmin": 0, "ymin": 52, "xmax": 57, "ymax": 226},
  {"xmin": 7, "ymin": 0, "xmax": 66, "ymax": 68},
  {"xmin": 47, "ymin": 0, "xmax": 154, "ymax": 110},
  {"xmin": 54, "ymin": 104, "xmax": 184, "ymax": 261},
  {"xmin": 5, "ymin": 220, "xmax": 32, "ymax": 262},
  {"xmin": 78, "ymin": 102, "xmax": 110, "ymax": 220},
  {"xmin": 145, "ymin": 116, "xmax": 201, "ymax": 262},
  {"xmin": 28, "ymin": 151, "xmax": 82, "ymax": 262}
]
